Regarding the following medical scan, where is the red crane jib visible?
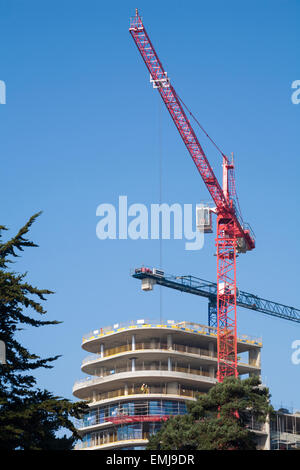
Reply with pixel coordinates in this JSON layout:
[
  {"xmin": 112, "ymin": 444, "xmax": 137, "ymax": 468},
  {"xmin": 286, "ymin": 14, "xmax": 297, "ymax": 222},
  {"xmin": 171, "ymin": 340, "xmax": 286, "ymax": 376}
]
[
  {"xmin": 129, "ymin": 11, "xmax": 255, "ymax": 383},
  {"xmin": 129, "ymin": 14, "xmax": 254, "ymax": 251}
]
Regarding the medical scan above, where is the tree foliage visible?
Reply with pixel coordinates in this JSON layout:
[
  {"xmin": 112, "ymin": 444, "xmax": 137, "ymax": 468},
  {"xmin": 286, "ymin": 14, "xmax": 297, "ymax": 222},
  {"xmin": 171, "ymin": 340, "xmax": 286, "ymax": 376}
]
[
  {"xmin": 147, "ymin": 376, "xmax": 273, "ymax": 450},
  {"xmin": 0, "ymin": 213, "xmax": 88, "ymax": 450}
]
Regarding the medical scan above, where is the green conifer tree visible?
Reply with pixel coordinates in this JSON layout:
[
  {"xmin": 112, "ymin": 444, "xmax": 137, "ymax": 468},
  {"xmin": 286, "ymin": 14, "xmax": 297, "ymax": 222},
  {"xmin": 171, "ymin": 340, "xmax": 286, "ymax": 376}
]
[
  {"xmin": 0, "ymin": 213, "xmax": 88, "ymax": 450},
  {"xmin": 147, "ymin": 376, "xmax": 273, "ymax": 450}
]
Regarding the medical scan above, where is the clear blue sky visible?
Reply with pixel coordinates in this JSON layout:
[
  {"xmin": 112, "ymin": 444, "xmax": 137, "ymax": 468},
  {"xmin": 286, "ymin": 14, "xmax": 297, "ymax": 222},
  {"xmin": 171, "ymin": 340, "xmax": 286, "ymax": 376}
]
[{"xmin": 1, "ymin": 0, "xmax": 299, "ymax": 410}]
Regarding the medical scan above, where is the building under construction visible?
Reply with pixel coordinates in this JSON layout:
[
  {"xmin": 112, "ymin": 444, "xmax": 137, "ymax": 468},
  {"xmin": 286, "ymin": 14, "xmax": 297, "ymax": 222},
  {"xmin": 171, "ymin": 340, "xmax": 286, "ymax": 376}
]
[
  {"xmin": 72, "ymin": 10, "xmax": 300, "ymax": 451},
  {"xmin": 72, "ymin": 318, "xmax": 300, "ymax": 450},
  {"xmin": 73, "ymin": 319, "xmax": 264, "ymax": 449}
]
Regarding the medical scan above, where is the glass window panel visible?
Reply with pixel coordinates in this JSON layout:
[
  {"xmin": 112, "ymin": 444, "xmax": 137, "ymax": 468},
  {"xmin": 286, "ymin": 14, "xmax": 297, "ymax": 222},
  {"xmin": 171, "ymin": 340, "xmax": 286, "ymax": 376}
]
[
  {"xmin": 149, "ymin": 400, "xmax": 161, "ymax": 415},
  {"xmin": 99, "ymin": 408, "xmax": 105, "ymax": 423},
  {"xmin": 109, "ymin": 404, "xmax": 118, "ymax": 417}
]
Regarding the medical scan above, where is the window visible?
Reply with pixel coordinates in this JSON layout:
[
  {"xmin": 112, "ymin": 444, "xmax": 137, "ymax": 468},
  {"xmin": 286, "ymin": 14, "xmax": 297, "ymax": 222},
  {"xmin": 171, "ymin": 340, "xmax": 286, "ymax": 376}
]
[
  {"xmin": 163, "ymin": 400, "xmax": 177, "ymax": 414},
  {"xmin": 117, "ymin": 424, "xmax": 143, "ymax": 441},
  {"xmin": 149, "ymin": 401, "xmax": 161, "ymax": 415},
  {"xmin": 149, "ymin": 422, "xmax": 161, "ymax": 436},
  {"xmin": 109, "ymin": 404, "xmax": 118, "ymax": 417},
  {"xmin": 99, "ymin": 408, "xmax": 105, "ymax": 423}
]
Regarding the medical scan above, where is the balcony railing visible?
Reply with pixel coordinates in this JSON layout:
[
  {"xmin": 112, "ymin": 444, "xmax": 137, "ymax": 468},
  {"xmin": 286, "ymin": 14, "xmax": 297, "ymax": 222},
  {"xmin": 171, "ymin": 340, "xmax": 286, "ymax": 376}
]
[
  {"xmin": 75, "ymin": 416, "xmax": 266, "ymax": 449},
  {"xmin": 85, "ymin": 385, "xmax": 205, "ymax": 403},
  {"xmin": 82, "ymin": 341, "xmax": 217, "ymax": 366},
  {"xmin": 81, "ymin": 342, "xmax": 254, "ymax": 372},
  {"xmin": 82, "ymin": 319, "xmax": 262, "ymax": 346},
  {"xmin": 75, "ymin": 431, "xmax": 150, "ymax": 449},
  {"xmin": 74, "ymin": 364, "xmax": 215, "ymax": 390},
  {"xmin": 75, "ymin": 399, "xmax": 187, "ymax": 429}
]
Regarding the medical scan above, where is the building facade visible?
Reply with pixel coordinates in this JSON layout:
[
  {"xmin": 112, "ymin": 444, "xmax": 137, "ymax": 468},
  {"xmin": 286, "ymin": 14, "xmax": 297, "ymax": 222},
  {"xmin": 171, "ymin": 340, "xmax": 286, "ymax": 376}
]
[
  {"xmin": 73, "ymin": 319, "xmax": 265, "ymax": 450},
  {"xmin": 270, "ymin": 408, "xmax": 300, "ymax": 449}
]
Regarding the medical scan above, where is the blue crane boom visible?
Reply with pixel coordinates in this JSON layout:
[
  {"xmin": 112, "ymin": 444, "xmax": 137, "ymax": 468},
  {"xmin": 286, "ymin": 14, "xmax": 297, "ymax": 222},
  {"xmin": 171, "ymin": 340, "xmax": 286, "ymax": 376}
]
[{"xmin": 132, "ymin": 268, "xmax": 300, "ymax": 326}]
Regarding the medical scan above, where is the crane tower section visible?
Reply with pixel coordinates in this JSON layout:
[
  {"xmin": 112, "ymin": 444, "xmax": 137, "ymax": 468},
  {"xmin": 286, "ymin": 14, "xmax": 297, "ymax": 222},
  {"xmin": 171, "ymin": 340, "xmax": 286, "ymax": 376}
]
[{"xmin": 129, "ymin": 10, "xmax": 255, "ymax": 382}]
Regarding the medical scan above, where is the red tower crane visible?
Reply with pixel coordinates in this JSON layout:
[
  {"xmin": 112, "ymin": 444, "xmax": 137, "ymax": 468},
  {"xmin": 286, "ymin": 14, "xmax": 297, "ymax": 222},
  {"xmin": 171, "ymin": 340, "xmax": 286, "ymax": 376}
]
[{"xmin": 129, "ymin": 10, "xmax": 255, "ymax": 382}]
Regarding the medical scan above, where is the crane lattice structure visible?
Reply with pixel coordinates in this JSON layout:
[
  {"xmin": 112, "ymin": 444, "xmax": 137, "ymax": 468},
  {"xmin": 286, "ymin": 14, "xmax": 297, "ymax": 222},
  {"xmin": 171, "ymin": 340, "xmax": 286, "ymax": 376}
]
[
  {"xmin": 129, "ymin": 10, "xmax": 255, "ymax": 381},
  {"xmin": 132, "ymin": 267, "xmax": 300, "ymax": 326}
]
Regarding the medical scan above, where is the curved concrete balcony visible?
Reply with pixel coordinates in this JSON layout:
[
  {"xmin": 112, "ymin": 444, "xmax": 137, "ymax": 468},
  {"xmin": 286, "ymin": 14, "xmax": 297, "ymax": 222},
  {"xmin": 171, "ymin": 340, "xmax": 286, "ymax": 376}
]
[
  {"xmin": 81, "ymin": 320, "xmax": 262, "ymax": 353},
  {"xmin": 75, "ymin": 438, "xmax": 148, "ymax": 450},
  {"xmin": 77, "ymin": 384, "xmax": 206, "ymax": 407},
  {"xmin": 73, "ymin": 368, "xmax": 217, "ymax": 399},
  {"xmin": 81, "ymin": 346, "xmax": 260, "ymax": 377},
  {"xmin": 75, "ymin": 392, "xmax": 197, "ymax": 434},
  {"xmin": 81, "ymin": 348, "xmax": 217, "ymax": 374},
  {"xmin": 75, "ymin": 397, "xmax": 187, "ymax": 432}
]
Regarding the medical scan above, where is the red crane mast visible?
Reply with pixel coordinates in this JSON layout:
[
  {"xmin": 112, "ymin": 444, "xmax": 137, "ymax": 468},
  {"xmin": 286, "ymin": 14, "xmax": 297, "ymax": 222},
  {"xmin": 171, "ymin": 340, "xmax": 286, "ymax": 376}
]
[{"xmin": 129, "ymin": 10, "xmax": 255, "ymax": 382}]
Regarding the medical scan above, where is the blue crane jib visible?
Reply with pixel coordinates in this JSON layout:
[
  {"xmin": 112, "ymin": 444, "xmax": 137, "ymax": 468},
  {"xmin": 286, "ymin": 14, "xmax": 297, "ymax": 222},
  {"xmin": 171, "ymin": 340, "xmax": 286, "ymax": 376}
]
[{"xmin": 132, "ymin": 267, "xmax": 300, "ymax": 327}]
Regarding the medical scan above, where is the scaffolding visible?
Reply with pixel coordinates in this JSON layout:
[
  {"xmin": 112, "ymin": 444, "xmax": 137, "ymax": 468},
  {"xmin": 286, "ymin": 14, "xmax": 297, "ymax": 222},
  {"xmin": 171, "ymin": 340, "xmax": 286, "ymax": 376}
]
[{"xmin": 271, "ymin": 410, "xmax": 300, "ymax": 450}]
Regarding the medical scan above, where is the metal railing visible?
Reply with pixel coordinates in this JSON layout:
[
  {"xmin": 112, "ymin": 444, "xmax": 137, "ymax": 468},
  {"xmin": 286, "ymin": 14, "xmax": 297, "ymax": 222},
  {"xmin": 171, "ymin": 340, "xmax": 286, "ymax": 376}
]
[
  {"xmin": 82, "ymin": 341, "xmax": 217, "ymax": 366},
  {"xmin": 75, "ymin": 399, "xmax": 187, "ymax": 429},
  {"xmin": 87, "ymin": 385, "xmax": 204, "ymax": 403},
  {"xmin": 82, "ymin": 319, "xmax": 261, "ymax": 345},
  {"xmin": 75, "ymin": 431, "xmax": 150, "ymax": 449},
  {"xmin": 74, "ymin": 364, "xmax": 215, "ymax": 390},
  {"xmin": 81, "ymin": 343, "xmax": 253, "ymax": 370},
  {"xmin": 75, "ymin": 416, "xmax": 266, "ymax": 449}
]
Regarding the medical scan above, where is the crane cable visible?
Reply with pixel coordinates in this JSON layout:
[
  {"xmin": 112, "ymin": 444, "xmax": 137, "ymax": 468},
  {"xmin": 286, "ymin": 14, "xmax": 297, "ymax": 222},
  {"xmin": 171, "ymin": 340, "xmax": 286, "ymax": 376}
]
[
  {"xmin": 176, "ymin": 90, "xmax": 245, "ymax": 223},
  {"xmin": 175, "ymin": 91, "xmax": 227, "ymax": 159}
]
